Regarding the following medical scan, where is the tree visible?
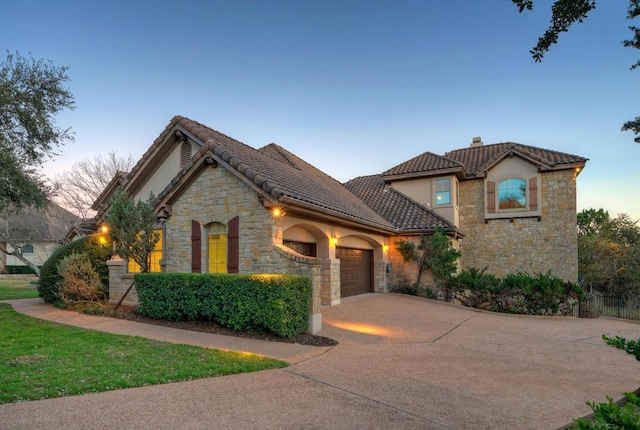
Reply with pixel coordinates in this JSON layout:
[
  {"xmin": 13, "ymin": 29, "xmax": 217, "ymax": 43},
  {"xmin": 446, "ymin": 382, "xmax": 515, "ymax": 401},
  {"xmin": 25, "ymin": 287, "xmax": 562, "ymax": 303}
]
[
  {"xmin": 513, "ymin": 1, "xmax": 640, "ymax": 142},
  {"xmin": 395, "ymin": 229, "xmax": 462, "ymax": 288},
  {"xmin": 577, "ymin": 208, "xmax": 640, "ymax": 294},
  {"xmin": 53, "ymin": 151, "xmax": 134, "ymax": 219},
  {"xmin": 105, "ymin": 190, "xmax": 159, "ymax": 274},
  {"xmin": 0, "ymin": 51, "xmax": 75, "ymax": 213}
]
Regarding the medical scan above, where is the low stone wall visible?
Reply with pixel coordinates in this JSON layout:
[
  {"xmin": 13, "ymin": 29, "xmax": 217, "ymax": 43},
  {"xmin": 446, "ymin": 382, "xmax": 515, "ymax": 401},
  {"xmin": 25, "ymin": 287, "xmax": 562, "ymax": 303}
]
[{"xmin": 107, "ymin": 257, "xmax": 138, "ymax": 307}]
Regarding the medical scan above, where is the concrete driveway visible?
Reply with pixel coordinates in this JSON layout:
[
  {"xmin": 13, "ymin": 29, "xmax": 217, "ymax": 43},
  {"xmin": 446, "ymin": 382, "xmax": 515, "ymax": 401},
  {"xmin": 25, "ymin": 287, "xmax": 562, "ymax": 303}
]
[{"xmin": 2, "ymin": 294, "xmax": 640, "ymax": 429}]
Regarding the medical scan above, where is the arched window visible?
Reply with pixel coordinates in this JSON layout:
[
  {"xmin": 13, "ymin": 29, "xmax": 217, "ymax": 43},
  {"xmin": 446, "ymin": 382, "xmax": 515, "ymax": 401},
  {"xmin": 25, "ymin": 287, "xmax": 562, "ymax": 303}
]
[
  {"xmin": 22, "ymin": 244, "xmax": 34, "ymax": 254},
  {"xmin": 498, "ymin": 178, "xmax": 526, "ymax": 210},
  {"xmin": 207, "ymin": 222, "xmax": 227, "ymax": 273}
]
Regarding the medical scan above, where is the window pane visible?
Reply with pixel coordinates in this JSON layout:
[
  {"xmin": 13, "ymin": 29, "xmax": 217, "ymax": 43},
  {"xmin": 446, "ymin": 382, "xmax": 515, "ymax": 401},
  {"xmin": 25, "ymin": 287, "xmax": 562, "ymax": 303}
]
[
  {"xmin": 498, "ymin": 178, "xmax": 526, "ymax": 209},
  {"xmin": 435, "ymin": 179, "xmax": 450, "ymax": 205}
]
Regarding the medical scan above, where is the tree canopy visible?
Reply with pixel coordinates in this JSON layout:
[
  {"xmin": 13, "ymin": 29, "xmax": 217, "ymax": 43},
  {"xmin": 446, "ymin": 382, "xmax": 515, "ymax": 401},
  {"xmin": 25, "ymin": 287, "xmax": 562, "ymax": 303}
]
[
  {"xmin": 513, "ymin": 0, "xmax": 640, "ymax": 142},
  {"xmin": 578, "ymin": 208, "xmax": 640, "ymax": 294},
  {"xmin": 0, "ymin": 51, "xmax": 75, "ymax": 212},
  {"xmin": 53, "ymin": 151, "xmax": 134, "ymax": 220}
]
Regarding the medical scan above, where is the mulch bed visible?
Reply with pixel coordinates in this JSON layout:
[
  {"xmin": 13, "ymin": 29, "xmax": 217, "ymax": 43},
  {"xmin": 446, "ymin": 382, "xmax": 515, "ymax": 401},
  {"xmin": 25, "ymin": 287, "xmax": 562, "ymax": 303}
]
[{"xmin": 112, "ymin": 306, "xmax": 338, "ymax": 347}]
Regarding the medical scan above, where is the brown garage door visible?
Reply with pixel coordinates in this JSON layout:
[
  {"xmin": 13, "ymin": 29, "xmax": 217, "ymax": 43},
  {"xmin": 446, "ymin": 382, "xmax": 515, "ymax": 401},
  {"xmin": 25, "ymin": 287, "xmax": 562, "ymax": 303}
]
[{"xmin": 336, "ymin": 247, "xmax": 372, "ymax": 298}]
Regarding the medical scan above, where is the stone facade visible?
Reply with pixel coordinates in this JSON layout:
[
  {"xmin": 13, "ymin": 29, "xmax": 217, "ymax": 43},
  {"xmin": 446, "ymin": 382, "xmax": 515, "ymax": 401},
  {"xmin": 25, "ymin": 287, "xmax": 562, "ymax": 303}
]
[{"xmin": 458, "ymin": 169, "xmax": 578, "ymax": 282}]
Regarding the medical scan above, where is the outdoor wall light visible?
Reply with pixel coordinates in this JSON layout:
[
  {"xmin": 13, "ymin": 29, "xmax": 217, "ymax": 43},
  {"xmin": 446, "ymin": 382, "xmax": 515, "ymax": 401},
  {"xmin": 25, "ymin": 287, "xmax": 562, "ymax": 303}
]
[
  {"xmin": 331, "ymin": 235, "xmax": 338, "ymax": 246},
  {"xmin": 100, "ymin": 225, "xmax": 108, "ymax": 234},
  {"xmin": 271, "ymin": 206, "xmax": 285, "ymax": 218}
]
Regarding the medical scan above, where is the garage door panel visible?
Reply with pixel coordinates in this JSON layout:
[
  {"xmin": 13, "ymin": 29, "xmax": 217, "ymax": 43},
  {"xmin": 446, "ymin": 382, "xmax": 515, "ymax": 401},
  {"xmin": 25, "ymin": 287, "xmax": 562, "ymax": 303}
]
[{"xmin": 336, "ymin": 247, "xmax": 372, "ymax": 298}]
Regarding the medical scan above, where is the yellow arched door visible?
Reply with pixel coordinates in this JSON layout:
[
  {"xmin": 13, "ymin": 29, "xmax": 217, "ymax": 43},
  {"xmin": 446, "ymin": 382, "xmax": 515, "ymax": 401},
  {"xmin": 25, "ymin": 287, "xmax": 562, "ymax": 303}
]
[{"xmin": 208, "ymin": 233, "xmax": 227, "ymax": 273}]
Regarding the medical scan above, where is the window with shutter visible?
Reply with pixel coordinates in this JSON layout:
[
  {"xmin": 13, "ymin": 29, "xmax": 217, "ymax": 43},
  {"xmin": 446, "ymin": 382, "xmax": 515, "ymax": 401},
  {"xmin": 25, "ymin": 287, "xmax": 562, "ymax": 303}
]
[
  {"xmin": 486, "ymin": 181, "xmax": 496, "ymax": 214},
  {"xmin": 191, "ymin": 220, "xmax": 201, "ymax": 273},
  {"xmin": 529, "ymin": 177, "xmax": 538, "ymax": 212},
  {"xmin": 227, "ymin": 216, "xmax": 239, "ymax": 273}
]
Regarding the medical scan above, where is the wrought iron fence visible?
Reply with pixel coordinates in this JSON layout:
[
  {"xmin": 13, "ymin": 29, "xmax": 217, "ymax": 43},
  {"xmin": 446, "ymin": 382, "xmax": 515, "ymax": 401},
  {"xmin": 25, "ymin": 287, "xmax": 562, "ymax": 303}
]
[{"xmin": 574, "ymin": 292, "xmax": 640, "ymax": 321}]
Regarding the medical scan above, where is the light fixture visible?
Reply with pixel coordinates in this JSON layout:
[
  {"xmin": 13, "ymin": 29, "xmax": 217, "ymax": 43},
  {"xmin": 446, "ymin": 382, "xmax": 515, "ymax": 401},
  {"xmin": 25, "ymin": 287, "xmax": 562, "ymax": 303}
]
[
  {"xmin": 100, "ymin": 225, "xmax": 108, "ymax": 234},
  {"xmin": 331, "ymin": 234, "xmax": 338, "ymax": 246},
  {"xmin": 271, "ymin": 206, "xmax": 285, "ymax": 218}
]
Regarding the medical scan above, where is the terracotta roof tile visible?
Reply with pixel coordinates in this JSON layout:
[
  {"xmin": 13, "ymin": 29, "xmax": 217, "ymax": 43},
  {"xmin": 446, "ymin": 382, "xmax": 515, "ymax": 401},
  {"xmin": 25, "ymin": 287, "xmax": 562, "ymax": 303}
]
[
  {"xmin": 344, "ymin": 175, "xmax": 457, "ymax": 233},
  {"xmin": 383, "ymin": 151, "xmax": 464, "ymax": 177},
  {"xmin": 170, "ymin": 116, "xmax": 396, "ymax": 231},
  {"xmin": 444, "ymin": 142, "xmax": 588, "ymax": 177}
]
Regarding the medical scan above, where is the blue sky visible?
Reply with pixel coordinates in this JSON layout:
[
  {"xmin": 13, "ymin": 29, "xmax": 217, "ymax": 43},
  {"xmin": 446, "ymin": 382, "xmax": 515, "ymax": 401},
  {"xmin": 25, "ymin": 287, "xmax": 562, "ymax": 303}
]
[{"xmin": 3, "ymin": 1, "xmax": 639, "ymax": 220}]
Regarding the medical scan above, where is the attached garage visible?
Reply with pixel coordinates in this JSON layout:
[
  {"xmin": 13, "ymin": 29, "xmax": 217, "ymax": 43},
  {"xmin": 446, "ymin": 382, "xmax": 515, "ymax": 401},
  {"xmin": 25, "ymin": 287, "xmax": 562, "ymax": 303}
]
[{"xmin": 336, "ymin": 247, "xmax": 373, "ymax": 298}]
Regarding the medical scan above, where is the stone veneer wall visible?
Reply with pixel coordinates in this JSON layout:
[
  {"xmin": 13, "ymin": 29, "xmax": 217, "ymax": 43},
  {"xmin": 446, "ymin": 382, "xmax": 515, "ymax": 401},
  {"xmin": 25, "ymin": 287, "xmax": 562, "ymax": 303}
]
[
  {"xmin": 458, "ymin": 169, "xmax": 578, "ymax": 282},
  {"xmin": 387, "ymin": 235, "xmax": 433, "ymax": 287},
  {"xmin": 165, "ymin": 166, "xmax": 277, "ymax": 273},
  {"xmin": 162, "ymin": 165, "xmax": 322, "ymax": 331}
]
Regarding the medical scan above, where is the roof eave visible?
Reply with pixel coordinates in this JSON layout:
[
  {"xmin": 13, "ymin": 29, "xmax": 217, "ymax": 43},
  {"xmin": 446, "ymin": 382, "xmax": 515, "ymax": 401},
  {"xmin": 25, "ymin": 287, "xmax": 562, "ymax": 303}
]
[
  {"xmin": 279, "ymin": 196, "xmax": 397, "ymax": 235},
  {"xmin": 383, "ymin": 167, "xmax": 466, "ymax": 182}
]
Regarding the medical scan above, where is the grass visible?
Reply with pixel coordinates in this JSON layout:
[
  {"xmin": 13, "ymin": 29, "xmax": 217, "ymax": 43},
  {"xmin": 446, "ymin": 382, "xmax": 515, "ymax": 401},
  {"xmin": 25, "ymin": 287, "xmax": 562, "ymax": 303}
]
[
  {"xmin": 0, "ymin": 303, "xmax": 287, "ymax": 404},
  {"xmin": 0, "ymin": 276, "xmax": 39, "ymax": 300}
]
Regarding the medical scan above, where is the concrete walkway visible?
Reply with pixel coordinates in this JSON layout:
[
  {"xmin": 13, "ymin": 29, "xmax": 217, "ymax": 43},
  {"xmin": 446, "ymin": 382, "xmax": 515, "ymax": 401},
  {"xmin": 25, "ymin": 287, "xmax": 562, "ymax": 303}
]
[{"xmin": 2, "ymin": 294, "xmax": 640, "ymax": 429}]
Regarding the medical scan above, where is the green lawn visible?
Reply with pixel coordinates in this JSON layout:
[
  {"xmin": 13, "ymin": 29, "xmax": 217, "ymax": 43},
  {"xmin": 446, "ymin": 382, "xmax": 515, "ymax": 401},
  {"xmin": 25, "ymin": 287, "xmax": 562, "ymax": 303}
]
[
  {"xmin": 0, "ymin": 277, "xmax": 39, "ymax": 300},
  {"xmin": 0, "ymin": 303, "xmax": 287, "ymax": 403}
]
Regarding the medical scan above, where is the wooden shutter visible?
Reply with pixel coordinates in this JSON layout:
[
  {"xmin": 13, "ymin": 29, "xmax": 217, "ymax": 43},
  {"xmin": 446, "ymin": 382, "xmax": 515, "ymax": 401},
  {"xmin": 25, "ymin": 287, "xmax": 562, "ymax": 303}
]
[
  {"xmin": 227, "ymin": 216, "xmax": 239, "ymax": 274},
  {"xmin": 529, "ymin": 177, "xmax": 538, "ymax": 212},
  {"xmin": 191, "ymin": 220, "xmax": 201, "ymax": 273},
  {"xmin": 486, "ymin": 181, "xmax": 496, "ymax": 214}
]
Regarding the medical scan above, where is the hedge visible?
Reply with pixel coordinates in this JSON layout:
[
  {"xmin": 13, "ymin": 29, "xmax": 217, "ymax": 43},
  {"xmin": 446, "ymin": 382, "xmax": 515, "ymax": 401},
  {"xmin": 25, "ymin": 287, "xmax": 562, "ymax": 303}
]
[
  {"xmin": 135, "ymin": 273, "xmax": 312, "ymax": 338},
  {"xmin": 5, "ymin": 265, "xmax": 38, "ymax": 275},
  {"xmin": 448, "ymin": 268, "xmax": 583, "ymax": 316}
]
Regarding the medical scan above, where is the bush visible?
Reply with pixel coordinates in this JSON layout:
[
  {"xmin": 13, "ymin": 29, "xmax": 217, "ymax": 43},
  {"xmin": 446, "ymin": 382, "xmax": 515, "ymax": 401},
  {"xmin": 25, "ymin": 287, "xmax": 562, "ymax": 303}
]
[
  {"xmin": 135, "ymin": 273, "xmax": 312, "ymax": 338},
  {"xmin": 573, "ymin": 393, "xmax": 640, "ymax": 429},
  {"xmin": 5, "ymin": 265, "xmax": 38, "ymax": 275},
  {"xmin": 390, "ymin": 279, "xmax": 435, "ymax": 299},
  {"xmin": 38, "ymin": 235, "xmax": 112, "ymax": 304},
  {"xmin": 449, "ymin": 268, "xmax": 582, "ymax": 315},
  {"xmin": 58, "ymin": 253, "xmax": 106, "ymax": 303}
]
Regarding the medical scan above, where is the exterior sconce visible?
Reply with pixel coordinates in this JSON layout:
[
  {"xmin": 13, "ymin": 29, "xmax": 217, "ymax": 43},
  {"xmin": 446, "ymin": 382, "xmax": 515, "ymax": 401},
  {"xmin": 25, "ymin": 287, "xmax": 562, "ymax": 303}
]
[
  {"xmin": 574, "ymin": 167, "xmax": 582, "ymax": 179},
  {"xmin": 331, "ymin": 234, "xmax": 338, "ymax": 246},
  {"xmin": 271, "ymin": 206, "xmax": 285, "ymax": 218},
  {"xmin": 100, "ymin": 225, "xmax": 108, "ymax": 234},
  {"xmin": 383, "ymin": 243, "xmax": 389, "ymax": 252}
]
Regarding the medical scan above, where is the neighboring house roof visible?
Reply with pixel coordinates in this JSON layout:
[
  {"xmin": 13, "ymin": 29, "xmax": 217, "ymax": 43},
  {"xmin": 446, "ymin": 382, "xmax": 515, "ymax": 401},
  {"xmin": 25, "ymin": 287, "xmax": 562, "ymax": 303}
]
[
  {"xmin": 343, "ymin": 175, "xmax": 458, "ymax": 234},
  {"xmin": 0, "ymin": 203, "xmax": 80, "ymax": 244},
  {"xmin": 384, "ymin": 142, "xmax": 588, "ymax": 180}
]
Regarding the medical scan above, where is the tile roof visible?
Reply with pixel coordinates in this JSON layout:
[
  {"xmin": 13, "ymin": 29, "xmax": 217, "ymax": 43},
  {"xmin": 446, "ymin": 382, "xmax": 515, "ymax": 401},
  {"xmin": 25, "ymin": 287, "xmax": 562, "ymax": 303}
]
[
  {"xmin": 444, "ymin": 142, "xmax": 588, "ymax": 177},
  {"xmin": 383, "ymin": 151, "xmax": 464, "ymax": 178},
  {"xmin": 161, "ymin": 116, "xmax": 397, "ymax": 232},
  {"xmin": 344, "ymin": 175, "xmax": 457, "ymax": 233},
  {"xmin": 383, "ymin": 142, "xmax": 587, "ymax": 180}
]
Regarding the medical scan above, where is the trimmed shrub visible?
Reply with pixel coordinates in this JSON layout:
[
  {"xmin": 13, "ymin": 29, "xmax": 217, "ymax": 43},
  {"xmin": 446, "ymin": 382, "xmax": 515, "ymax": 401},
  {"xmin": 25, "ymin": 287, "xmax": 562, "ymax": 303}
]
[
  {"xmin": 5, "ymin": 265, "xmax": 38, "ymax": 275},
  {"xmin": 38, "ymin": 235, "xmax": 112, "ymax": 304},
  {"xmin": 390, "ymin": 279, "xmax": 435, "ymax": 299},
  {"xmin": 58, "ymin": 253, "xmax": 106, "ymax": 303},
  {"xmin": 135, "ymin": 273, "xmax": 311, "ymax": 338},
  {"xmin": 449, "ymin": 268, "xmax": 583, "ymax": 315}
]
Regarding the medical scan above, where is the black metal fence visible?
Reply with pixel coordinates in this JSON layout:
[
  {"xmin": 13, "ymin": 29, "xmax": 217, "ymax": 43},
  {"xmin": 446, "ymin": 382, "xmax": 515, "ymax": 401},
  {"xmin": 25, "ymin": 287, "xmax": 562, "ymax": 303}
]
[{"xmin": 573, "ymin": 292, "xmax": 640, "ymax": 321}]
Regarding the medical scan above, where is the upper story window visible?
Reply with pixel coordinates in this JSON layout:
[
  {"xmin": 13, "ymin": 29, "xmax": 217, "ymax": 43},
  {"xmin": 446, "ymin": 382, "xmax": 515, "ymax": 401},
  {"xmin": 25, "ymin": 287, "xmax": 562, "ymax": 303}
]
[
  {"xmin": 435, "ymin": 178, "xmax": 450, "ymax": 205},
  {"xmin": 22, "ymin": 244, "xmax": 34, "ymax": 254},
  {"xmin": 498, "ymin": 178, "xmax": 526, "ymax": 210},
  {"xmin": 485, "ymin": 157, "xmax": 540, "ymax": 220}
]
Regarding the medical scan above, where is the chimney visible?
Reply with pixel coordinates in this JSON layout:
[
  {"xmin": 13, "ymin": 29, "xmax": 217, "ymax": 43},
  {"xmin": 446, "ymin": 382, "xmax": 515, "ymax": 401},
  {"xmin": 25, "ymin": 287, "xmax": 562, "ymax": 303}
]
[{"xmin": 470, "ymin": 136, "xmax": 483, "ymax": 148}]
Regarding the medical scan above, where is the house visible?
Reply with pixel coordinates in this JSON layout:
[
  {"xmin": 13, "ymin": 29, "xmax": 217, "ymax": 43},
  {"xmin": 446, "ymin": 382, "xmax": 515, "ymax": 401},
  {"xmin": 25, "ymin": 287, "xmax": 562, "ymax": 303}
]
[
  {"xmin": 93, "ymin": 117, "xmax": 587, "ymax": 332},
  {"xmin": 0, "ymin": 203, "xmax": 80, "ymax": 274}
]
